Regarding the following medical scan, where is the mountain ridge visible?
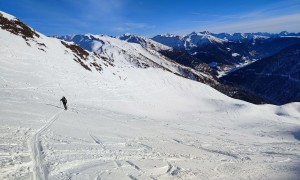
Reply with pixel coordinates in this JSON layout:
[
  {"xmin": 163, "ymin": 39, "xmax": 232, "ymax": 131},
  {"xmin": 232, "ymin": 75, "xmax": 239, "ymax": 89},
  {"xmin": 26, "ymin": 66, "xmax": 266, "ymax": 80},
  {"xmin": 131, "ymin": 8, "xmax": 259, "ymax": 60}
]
[{"xmin": 221, "ymin": 43, "xmax": 300, "ymax": 105}]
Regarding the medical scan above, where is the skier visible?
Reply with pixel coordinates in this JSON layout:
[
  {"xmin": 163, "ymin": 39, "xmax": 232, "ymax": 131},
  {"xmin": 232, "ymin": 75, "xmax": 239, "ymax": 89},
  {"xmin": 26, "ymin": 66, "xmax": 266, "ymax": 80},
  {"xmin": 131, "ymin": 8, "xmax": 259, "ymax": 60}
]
[{"xmin": 60, "ymin": 96, "xmax": 68, "ymax": 110}]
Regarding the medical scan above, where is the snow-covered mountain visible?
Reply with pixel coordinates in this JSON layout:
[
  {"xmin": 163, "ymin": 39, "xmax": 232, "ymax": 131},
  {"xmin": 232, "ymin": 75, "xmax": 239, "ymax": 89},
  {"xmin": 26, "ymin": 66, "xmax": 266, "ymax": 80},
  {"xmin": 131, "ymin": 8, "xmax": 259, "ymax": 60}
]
[
  {"xmin": 221, "ymin": 44, "xmax": 300, "ymax": 105},
  {"xmin": 152, "ymin": 31, "xmax": 226, "ymax": 50},
  {"xmin": 1, "ymin": 11, "xmax": 300, "ymax": 180},
  {"xmin": 0, "ymin": 12, "xmax": 114, "ymax": 75},
  {"xmin": 57, "ymin": 34, "xmax": 268, "ymax": 104},
  {"xmin": 153, "ymin": 31, "xmax": 300, "ymax": 48},
  {"xmin": 153, "ymin": 31, "xmax": 300, "ymax": 75},
  {"xmin": 118, "ymin": 33, "xmax": 171, "ymax": 51},
  {"xmin": 56, "ymin": 34, "xmax": 217, "ymax": 85}
]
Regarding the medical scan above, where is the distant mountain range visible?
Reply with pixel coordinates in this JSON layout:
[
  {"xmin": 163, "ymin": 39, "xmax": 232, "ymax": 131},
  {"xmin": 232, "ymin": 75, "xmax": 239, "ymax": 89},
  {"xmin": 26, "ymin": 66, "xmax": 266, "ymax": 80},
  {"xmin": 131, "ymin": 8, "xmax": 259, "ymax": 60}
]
[
  {"xmin": 54, "ymin": 29, "xmax": 300, "ymax": 105},
  {"xmin": 152, "ymin": 31, "xmax": 300, "ymax": 73},
  {"xmin": 221, "ymin": 44, "xmax": 300, "ymax": 104},
  {"xmin": 151, "ymin": 32, "xmax": 300, "ymax": 104},
  {"xmin": 152, "ymin": 31, "xmax": 300, "ymax": 49}
]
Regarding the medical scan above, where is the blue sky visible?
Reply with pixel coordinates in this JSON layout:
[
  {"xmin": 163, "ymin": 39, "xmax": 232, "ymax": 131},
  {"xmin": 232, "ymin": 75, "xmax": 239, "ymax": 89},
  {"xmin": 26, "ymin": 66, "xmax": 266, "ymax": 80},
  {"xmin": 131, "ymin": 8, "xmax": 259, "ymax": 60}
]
[{"xmin": 1, "ymin": 0, "xmax": 300, "ymax": 37}]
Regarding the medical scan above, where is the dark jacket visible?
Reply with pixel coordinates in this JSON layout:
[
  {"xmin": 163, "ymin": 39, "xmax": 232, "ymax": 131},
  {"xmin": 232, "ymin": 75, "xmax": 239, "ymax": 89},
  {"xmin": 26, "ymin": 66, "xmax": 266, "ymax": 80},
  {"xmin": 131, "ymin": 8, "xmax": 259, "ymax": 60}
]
[{"xmin": 61, "ymin": 96, "xmax": 67, "ymax": 104}]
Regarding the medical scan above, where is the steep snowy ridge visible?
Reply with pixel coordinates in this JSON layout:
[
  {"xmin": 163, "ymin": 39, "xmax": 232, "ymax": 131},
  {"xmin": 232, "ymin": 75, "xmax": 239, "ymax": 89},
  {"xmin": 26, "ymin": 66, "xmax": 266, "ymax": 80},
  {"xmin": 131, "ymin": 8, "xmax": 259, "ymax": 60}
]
[
  {"xmin": 1, "ymin": 11, "xmax": 300, "ymax": 180},
  {"xmin": 185, "ymin": 32, "xmax": 227, "ymax": 47},
  {"xmin": 57, "ymin": 34, "xmax": 218, "ymax": 85},
  {"xmin": 119, "ymin": 33, "xmax": 171, "ymax": 51},
  {"xmin": 0, "ymin": 11, "xmax": 113, "ymax": 75},
  {"xmin": 152, "ymin": 34, "xmax": 185, "ymax": 49},
  {"xmin": 0, "ymin": 11, "xmax": 40, "ymax": 41}
]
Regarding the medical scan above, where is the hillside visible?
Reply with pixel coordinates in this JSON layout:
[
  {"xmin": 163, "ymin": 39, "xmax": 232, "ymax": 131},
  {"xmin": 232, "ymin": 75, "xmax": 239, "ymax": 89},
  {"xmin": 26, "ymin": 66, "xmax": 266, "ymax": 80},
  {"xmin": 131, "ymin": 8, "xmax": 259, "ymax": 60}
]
[
  {"xmin": 56, "ymin": 34, "xmax": 217, "ymax": 85},
  {"xmin": 221, "ymin": 44, "xmax": 300, "ymax": 105},
  {"xmin": 58, "ymin": 34, "xmax": 266, "ymax": 104}
]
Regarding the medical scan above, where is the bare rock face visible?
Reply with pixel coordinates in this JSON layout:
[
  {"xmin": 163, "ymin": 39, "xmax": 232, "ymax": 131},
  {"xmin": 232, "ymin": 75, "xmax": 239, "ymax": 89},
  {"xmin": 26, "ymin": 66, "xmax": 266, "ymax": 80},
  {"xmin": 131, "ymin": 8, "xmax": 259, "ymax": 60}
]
[{"xmin": 0, "ymin": 12, "xmax": 40, "ymax": 40}]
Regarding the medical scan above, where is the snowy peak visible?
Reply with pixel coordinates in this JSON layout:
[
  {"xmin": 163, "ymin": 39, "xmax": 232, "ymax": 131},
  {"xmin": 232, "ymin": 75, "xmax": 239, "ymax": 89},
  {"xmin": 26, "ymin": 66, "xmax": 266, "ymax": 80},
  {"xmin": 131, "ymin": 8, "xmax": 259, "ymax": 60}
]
[
  {"xmin": 55, "ymin": 34, "xmax": 109, "ymax": 53},
  {"xmin": 152, "ymin": 30, "xmax": 300, "ymax": 78},
  {"xmin": 119, "ymin": 33, "xmax": 172, "ymax": 51},
  {"xmin": 225, "ymin": 33, "xmax": 271, "ymax": 41},
  {"xmin": 60, "ymin": 40, "xmax": 108, "ymax": 73},
  {"xmin": 185, "ymin": 31, "xmax": 227, "ymax": 46},
  {"xmin": 152, "ymin": 31, "xmax": 300, "ymax": 49},
  {"xmin": 160, "ymin": 33, "xmax": 180, "ymax": 38},
  {"xmin": 152, "ymin": 31, "xmax": 226, "ymax": 50},
  {"xmin": 152, "ymin": 34, "xmax": 185, "ymax": 49},
  {"xmin": 279, "ymin": 31, "xmax": 289, "ymax": 36}
]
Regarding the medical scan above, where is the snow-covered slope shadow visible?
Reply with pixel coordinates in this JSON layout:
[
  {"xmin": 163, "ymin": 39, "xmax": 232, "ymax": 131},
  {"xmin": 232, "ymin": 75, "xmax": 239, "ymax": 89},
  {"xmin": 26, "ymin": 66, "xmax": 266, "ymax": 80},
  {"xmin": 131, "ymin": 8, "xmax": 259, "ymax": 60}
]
[
  {"xmin": 0, "ymin": 11, "xmax": 300, "ymax": 180},
  {"xmin": 292, "ymin": 131, "xmax": 300, "ymax": 141}
]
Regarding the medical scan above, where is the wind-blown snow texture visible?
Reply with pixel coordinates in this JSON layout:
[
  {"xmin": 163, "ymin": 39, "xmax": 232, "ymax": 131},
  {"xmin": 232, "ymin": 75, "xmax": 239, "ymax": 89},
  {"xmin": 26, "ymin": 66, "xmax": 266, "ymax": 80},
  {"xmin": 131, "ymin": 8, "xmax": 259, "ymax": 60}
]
[{"xmin": 1, "ymin": 11, "xmax": 300, "ymax": 180}]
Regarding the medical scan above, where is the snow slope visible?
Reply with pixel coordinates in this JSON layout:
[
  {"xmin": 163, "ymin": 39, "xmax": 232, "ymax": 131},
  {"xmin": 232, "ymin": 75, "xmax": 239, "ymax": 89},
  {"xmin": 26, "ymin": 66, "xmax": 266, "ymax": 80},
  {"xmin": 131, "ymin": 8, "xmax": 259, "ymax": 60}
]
[
  {"xmin": 57, "ymin": 34, "xmax": 216, "ymax": 85},
  {"xmin": 1, "ymin": 11, "xmax": 300, "ymax": 180}
]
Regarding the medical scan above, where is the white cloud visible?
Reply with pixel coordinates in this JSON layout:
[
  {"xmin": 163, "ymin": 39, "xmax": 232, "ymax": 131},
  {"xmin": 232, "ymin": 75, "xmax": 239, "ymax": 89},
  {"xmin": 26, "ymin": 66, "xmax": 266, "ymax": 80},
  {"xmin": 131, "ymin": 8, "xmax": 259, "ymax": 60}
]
[
  {"xmin": 207, "ymin": 13, "xmax": 300, "ymax": 33},
  {"xmin": 187, "ymin": 1, "xmax": 300, "ymax": 33}
]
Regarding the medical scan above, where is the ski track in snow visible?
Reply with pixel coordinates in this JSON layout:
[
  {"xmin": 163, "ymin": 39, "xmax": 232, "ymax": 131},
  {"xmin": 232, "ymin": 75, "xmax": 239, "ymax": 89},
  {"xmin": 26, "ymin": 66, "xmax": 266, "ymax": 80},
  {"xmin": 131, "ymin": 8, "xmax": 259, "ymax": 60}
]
[{"xmin": 31, "ymin": 110, "xmax": 63, "ymax": 180}]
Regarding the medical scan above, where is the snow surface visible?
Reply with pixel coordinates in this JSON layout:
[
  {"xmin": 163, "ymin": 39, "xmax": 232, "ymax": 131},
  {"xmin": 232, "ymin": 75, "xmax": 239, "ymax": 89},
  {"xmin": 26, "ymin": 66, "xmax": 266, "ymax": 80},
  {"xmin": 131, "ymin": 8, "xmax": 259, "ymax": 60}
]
[
  {"xmin": 232, "ymin": 53, "xmax": 240, "ymax": 57},
  {"xmin": 0, "ymin": 11, "xmax": 17, "ymax": 21},
  {"xmin": 1, "ymin": 14, "xmax": 300, "ymax": 180}
]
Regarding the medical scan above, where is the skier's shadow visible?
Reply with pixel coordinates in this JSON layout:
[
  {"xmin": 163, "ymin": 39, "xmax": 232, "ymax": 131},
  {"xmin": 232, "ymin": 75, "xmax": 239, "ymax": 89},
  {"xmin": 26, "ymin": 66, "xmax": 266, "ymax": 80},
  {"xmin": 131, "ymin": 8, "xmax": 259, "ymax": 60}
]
[{"xmin": 46, "ymin": 104, "xmax": 64, "ymax": 109}]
